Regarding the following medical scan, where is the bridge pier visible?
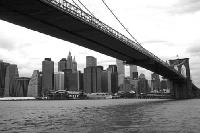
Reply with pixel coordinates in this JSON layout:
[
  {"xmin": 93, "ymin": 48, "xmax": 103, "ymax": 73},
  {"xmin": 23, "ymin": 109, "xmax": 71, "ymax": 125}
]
[
  {"xmin": 169, "ymin": 58, "xmax": 193, "ymax": 99},
  {"xmin": 170, "ymin": 79, "xmax": 192, "ymax": 99}
]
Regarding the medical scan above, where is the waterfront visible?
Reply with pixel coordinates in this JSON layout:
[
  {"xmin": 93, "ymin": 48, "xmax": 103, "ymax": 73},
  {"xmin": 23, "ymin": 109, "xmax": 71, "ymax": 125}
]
[{"xmin": 0, "ymin": 99, "xmax": 200, "ymax": 133}]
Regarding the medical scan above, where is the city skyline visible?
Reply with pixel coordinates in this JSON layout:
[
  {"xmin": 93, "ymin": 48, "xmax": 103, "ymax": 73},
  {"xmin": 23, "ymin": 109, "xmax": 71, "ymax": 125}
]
[{"xmin": 0, "ymin": 0, "xmax": 199, "ymax": 87}]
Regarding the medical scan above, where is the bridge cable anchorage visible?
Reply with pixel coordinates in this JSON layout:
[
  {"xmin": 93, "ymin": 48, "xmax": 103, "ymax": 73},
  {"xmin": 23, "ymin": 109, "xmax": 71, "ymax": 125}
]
[
  {"xmin": 101, "ymin": 0, "xmax": 141, "ymax": 46},
  {"xmin": 76, "ymin": 0, "xmax": 96, "ymax": 17}
]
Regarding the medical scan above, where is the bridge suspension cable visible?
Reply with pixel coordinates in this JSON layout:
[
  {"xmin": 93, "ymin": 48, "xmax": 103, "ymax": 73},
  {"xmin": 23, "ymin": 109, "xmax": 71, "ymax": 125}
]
[
  {"xmin": 101, "ymin": 0, "xmax": 140, "ymax": 45},
  {"xmin": 76, "ymin": 0, "xmax": 96, "ymax": 17},
  {"xmin": 71, "ymin": 0, "xmax": 82, "ymax": 10}
]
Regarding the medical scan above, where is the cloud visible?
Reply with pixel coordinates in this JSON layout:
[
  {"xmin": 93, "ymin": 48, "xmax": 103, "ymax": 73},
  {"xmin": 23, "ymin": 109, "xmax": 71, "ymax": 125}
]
[
  {"xmin": 187, "ymin": 41, "xmax": 200, "ymax": 57},
  {"xmin": 142, "ymin": 40, "xmax": 174, "ymax": 46},
  {"xmin": 170, "ymin": 0, "xmax": 200, "ymax": 14},
  {"xmin": 0, "ymin": 35, "xmax": 15, "ymax": 50}
]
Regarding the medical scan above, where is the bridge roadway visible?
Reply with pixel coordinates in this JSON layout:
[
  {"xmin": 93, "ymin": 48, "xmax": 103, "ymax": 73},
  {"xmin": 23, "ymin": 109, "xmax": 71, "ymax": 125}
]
[{"xmin": 0, "ymin": 0, "xmax": 188, "ymax": 82}]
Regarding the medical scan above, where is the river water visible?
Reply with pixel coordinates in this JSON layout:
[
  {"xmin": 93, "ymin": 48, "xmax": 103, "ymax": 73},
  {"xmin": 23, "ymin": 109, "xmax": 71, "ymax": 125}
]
[{"xmin": 0, "ymin": 99, "xmax": 200, "ymax": 133}]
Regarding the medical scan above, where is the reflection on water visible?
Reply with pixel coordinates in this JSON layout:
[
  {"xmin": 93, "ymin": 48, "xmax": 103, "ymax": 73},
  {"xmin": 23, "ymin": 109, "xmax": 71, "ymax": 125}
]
[{"xmin": 0, "ymin": 99, "xmax": 200, "ymax": 133}]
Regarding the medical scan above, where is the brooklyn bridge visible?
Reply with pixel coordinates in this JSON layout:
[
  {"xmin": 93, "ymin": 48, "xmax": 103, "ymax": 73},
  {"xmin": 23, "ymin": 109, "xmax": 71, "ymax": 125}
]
[{"xmin": 0, "ymin": 0, "xmax": 199, "ymax": 99}]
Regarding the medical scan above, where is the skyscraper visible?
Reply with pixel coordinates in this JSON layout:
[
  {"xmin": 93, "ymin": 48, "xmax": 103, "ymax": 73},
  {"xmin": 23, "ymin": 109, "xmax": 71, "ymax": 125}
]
[
  {"xmin": 107, "ymin": 65, "xmax": 118, "ymax": 93},
  {"xmin": 101, "ymin": 70, "xmax": 111, "ymax": 94},
  {"xmin": 138, "ymin": 73, "xmax": 150, "ymax": 94},
  {"xmin": 130, "ymin": 65, "xmax": 138, "ymax": 79},
  {"xmin": 54, "ymin": 72, "xmax": 64, "ymax": 90},
  {"xmin": 116, "ymin": 59, "xmax": 125, "ymax": 87},
  {"xmin": 63, "ymin": 69, "xmax": 82, "ymax": 91},
  {"xmin": 62, "ymin": 69, "xmax": 72, "ymax": 90},
  {"xmin": 13, "ymin": 77, "xmax": 30, "ymax": 97},
  {"xmin": 59, "ymin": 52, "xmax": 77, "ymax": 72},
  {"xmin": 151, "ymin": 72, "xmax": 161, "ymax": 92},
  {"xmin": 72, "ymin": 56, "xmax": 77, "ymax": 72},
  {"xmin": 86, "ymin": 56, "xmax": 97, "ymax": 67},
  {"xmin": 107, "ymin": 65, "xmax": 117, "ymax": 72},
  {"xmin": 58, "ymin": 58, "xmax": 67, "ymax": 72},
  {"xmin": 4, "ymin": 64, "xmax": 19, "ymax": 97},
  {"xmin": 0, "ymin": 60, "xmax": 9, "ymax": 97},
  {"xmin": 66, "ymin": 51, "xmax": 73, "ymax": 70},
  {"xmin": 27, "ymin": 70, "xmax": 42, "ymax": 97},
  {"xmin": 83, "ymin": 66, "xmax": 103, "ymax": 93},
  {"xmin": 42, "ymin": 58, "xmax": 54, "ymax": 96}
]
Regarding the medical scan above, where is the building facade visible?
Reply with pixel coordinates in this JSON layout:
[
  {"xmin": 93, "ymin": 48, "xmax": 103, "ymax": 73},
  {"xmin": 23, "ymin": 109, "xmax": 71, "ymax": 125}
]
[
  {"xmin": 27, "ymin": 70, "xmax": 42, "ymax": 97},
  {"xmin": 83, "ymin": 66, "xmax": 103, "ymax": 93},
  {"xmin": 72, "ymin": 57, "xmax": 77, "ymax": 72},
  {"xmin": 63, "ymin": 69, "xmax": 82, "ymax": 91},
  {"xmin": 58, "ymin": 58, "xmax": 67, "ymax": 72},
  {"xmin": 42, "ymin": 58, "xmax": 54, "ymax": 96},
  {"xmin": 151, "ymin": 72, "xmax": 161, "ymax": 92},
  {"xmin": 58, "ymin": 52, "xmax": 77, "ymax": 72},
  {"xmin": 54, "ymin": 72, "xmax": 64, "ymax": 90},
  {"xmin": 101, "ymin": 70, "xmax": 111, "ymax": 93},
  {"xmin": 13, "ymin": 77, "xmax": 30, "ymax": 97},
  {"xmin": 120, "ymin": 77, "xmax": 138, "ymax": 92},
  {"xmin": 66, "ymin": 51, "xmax": 73, "ymax": 70},
  {"xmin": 4, "ymin": 64, "xmax": 19, "ymax": 97},
  {"xmin": 0, "ymin": 61, "xmax": 9, "ymax": 97},
  {"xmin": 86, "ymin": 56, "xmax": 97, "ymax": 67},
  {"xmin": 130, "ymin": 65, "xmax": 137, "ymax": 79},
  {"xmin": 107, "ymin": 65, "xmax": 118, "ymax": 93},
  {"xmin": 138, "ymin": 73, "xmax": 150, "ymax": 94},
  {"xmin": 116, "ymin": 59, "xmax": 125, "ymax": 87}
]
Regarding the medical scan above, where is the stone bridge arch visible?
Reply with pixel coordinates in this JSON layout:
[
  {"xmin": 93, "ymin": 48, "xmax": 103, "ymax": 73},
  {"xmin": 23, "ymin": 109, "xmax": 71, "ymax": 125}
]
[
  {"xmin": 169, "ymin": 58, "xmax": 190, "ymax": 79},
  {"xmin": 168, "ymin": 58, "xmax": 192, "ymax": 99}
]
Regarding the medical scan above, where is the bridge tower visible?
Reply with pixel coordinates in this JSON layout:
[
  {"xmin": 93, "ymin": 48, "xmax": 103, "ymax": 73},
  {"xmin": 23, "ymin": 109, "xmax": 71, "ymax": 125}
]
[{"xmin": 169, "ymin": 58, "xmax": 192, "ymax": 99}]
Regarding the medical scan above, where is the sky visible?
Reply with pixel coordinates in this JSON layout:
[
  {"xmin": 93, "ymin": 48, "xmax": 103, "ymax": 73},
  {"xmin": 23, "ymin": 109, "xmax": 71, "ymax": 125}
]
[{"xmin": 0, "ymin": 0, "xmax": 200, "ymax": 87}]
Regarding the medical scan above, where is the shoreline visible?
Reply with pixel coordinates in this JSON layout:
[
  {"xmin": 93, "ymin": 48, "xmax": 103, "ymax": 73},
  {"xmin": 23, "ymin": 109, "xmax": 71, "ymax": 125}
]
[
  {"xmin": 0, "ymin": 97, "xmax": 36, "ymax": 101},
  {"xmin": 0, "ymin": 97, "xmax": 173, "ymax": 101}
]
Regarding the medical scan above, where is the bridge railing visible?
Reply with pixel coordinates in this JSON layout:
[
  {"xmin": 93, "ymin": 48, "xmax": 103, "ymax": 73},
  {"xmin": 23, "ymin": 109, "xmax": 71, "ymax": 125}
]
[{"xmin": 41, "ymin": 0, "xmax": 183, "ymax": 78}]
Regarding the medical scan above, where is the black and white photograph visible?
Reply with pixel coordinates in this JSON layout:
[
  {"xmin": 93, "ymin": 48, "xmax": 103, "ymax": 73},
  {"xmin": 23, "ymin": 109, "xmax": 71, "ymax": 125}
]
[{"xmin": 0, "ymin": 0, "xmax": 200, "ymax": 132}]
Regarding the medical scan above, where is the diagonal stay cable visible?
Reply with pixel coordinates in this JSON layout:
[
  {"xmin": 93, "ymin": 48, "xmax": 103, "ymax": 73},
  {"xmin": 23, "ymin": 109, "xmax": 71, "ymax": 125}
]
[
  {"xmin": 76, "ymin": 0, "xmax": 95, "ymax": 17},
  {"xmin": 71, "ymin": 0, "xmax": 82, "ymax": 9},
  {"xmin": 101, "ymin": 0, "xmax": 141, "ymax": 46}
]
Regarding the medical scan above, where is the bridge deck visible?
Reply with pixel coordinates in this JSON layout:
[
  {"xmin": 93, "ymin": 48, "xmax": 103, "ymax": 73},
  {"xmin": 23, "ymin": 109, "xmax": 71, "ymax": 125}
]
[{"xmin": 0, "ymin": 0, "xmax": 184, "ymax": 81}]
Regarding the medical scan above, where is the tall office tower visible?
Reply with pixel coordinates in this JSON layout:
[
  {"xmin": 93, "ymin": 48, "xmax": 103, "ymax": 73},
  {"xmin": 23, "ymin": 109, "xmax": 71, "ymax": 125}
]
[
  {"xmin": 42, "ymin": 58, "xmax": 54, "ymax": 96},
  {"xmin": 4, "ymin": 64, "xmax": 19, "ymax": 97},
  {"xmin": 121, "ymin": 77, "xmax": 136, "ymax": 92},
  {"xmin": 107, "ymin": 65, "xmax": 118, "ymax": 93},
  {"xmin": 58, "ymin": 58, "xmax": 67, "ymax": 72},
  {"xmin": 83, "ymin": 66, "xmax": 103, "ymax": 93},
  {"xmin": 79, "ymin": 72, "xmax": 84, "ymax": 91},
  {"xmin": 68, "ymin": 71, "xmax": 80, "ymax": 91},
  {"xmin": 72, "ymin": 56, "xmax": 77, "ymax": 72},
  {"xmin": 116, "ymin": 59, "xmax": 125, "ymax": 86},
  {"xmin": 54, "ymin": 72, "xmax": 64, "ymax": 90},
  {"xmin": 138, "ymin": 73, "xmax": 150, "ymax": 94},
  {"xmin": 151, "ymin": 72, "xmax": 161, "ymax": 92},
  {"xmin": 0, "ymin": 61, "xmax": 9, "ymax": 97},
  {"xmin": 83, "ymin": 67, "xmax": 92, "ymax": 93},
  {"xmin": 101, "ymin": 70, "xmax": 111, "ymax": 94},
  {"xmin": 160, "ymin": 79, "xmax": 167, "ymax": 90},
  {"xmin": 66, "ymin": 51, "xmax": 73, "ymax": 69},
  {"xmin": 86, "ymin": 56, "xmax": 97, "ymax": 67},
  {"xmin": 27, "ymin": 70, "xmax": 42, "ymax": 97},
  {"xmin": 62, "ymin": 69, "xmax": 72, "ymax": 90},
  {"xmin": 13, "ymin": 77, "xmax": 30, "ymax": 97},
  {"xmin": 130, "ymin": 65, "xmax": 138, "ymax": 79},
  {"xmin": 107, "ymin": 65, "xmax": 117, "ymax": 72},
  {"xmin": 63, "ymin": 69, "xmax": 82, "ymax": 91}
]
